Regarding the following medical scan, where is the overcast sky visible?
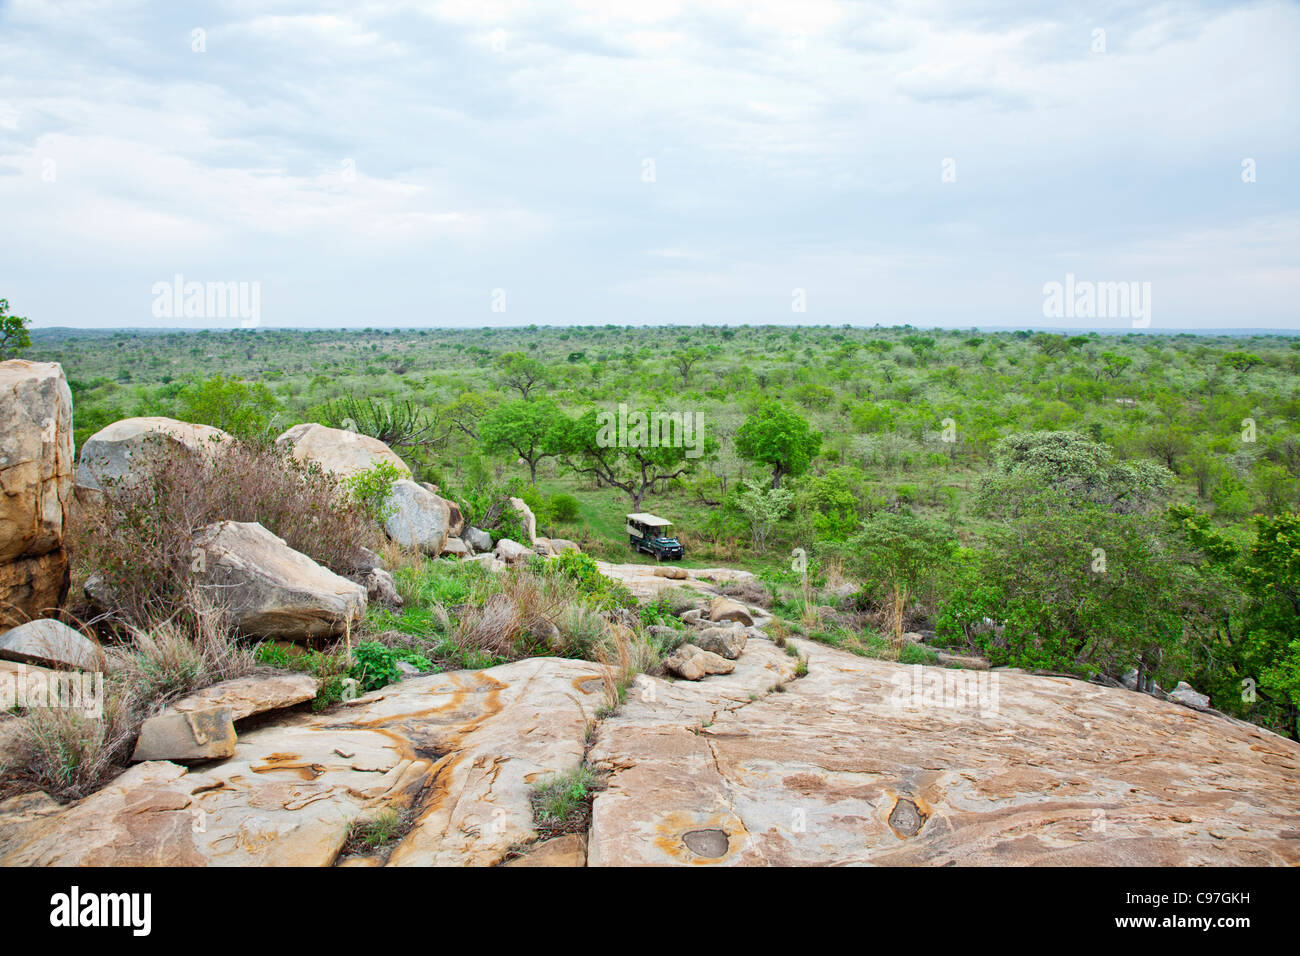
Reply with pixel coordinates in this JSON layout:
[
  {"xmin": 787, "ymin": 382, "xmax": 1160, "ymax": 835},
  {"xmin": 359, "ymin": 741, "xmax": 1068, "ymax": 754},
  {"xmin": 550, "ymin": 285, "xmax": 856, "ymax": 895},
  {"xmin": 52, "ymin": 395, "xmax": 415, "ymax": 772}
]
[{"xmin": 1, "ymin": 0, "xmax": 1297, "ymax": 330}]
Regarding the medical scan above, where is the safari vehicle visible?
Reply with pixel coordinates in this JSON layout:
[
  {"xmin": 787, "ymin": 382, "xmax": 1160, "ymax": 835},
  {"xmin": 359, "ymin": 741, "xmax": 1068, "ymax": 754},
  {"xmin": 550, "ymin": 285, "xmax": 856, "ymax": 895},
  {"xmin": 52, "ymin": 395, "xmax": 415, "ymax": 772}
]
[{"xmin": 625, "ymin": 513, "xmax": 684, "ymax": 561}]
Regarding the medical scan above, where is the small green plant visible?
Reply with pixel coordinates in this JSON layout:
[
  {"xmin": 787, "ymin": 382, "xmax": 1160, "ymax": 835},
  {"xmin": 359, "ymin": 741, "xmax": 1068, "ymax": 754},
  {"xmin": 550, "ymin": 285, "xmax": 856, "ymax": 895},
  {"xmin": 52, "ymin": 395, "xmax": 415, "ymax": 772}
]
[
  {"xmin": 341, "ymin": 807, "xmax": 414, "ymax": 856},
  {"xmin": 530, "ymin": 765, "xmax": 606, "ymax": 835},
  {"xmin": 349, "ymin": 640, "xmax": 435, "ymax": 693},
  {"xmin": 344, "ymin": 460, "xmax": 405, "ymax": 524}
]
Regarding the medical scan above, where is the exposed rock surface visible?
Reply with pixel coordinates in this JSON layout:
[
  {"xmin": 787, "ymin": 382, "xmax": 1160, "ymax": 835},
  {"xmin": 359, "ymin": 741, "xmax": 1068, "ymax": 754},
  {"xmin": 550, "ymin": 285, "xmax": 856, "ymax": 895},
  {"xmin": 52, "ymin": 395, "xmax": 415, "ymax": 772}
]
[
  {"xmin": 589, "ymin": 638, "xmax": 1300, "ymax": 866},
  {"xmin": 75, "ymin": 416, "xmax": 231, "ymax": 493},
  {"xmin": 163, "ymin": 673, "xmax": 318, "ymax": 722},
  {"xmin": 361, "ymin": 567, "xmax": 402, "ymax": 607},
  {"xmin": 0, "ymin": 361, "xmax": 73, "ymax": 628},
  {"xmin": 192, "ymin": 521, "xmax": 366, "ymax": 642},
  {"xmin": 1169, "ymin": 681, "xmax": 1210, "ymax": 710},
  {"xmin": 596, "ymin": 562, "xmax": 762, "ymax": 606},
  {"xmin": 505, "ymin": 833, "xmax": 587, "ymax": 867},
  {"xmin": 0, "ymin": 657, "xmax": 603, "ymax": 866},
  {"xmin": 441, "ymin": 537, "xmax": 469, "ymax": 558},
  {"xmin": 382, "ymin": 479, "xmax": 450, "ymax": 555},
  {"xmin": 275, "ymin": 423, "xmax": 411, "ymax": 482},
  {"xmin": 0, "ymin": 619, "xmax": 99, "ymax": 670}
]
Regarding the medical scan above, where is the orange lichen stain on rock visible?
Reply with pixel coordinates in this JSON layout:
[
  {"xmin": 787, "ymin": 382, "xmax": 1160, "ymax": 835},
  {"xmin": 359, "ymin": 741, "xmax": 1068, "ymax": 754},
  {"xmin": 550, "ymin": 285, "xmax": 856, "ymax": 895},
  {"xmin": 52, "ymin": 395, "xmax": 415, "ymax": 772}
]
[
  {"xmin": 349, "ymin": 673, "xmax": 509, "ymax": 736},
  {"xmin": 651, "ymin": 809, "xmax": 747, "ymax": 865},
  {"xmin": 251, "ymin": 753, "xmax": 327, "ymax": 780},
  {"xmin": 572, "ymin": 675, "xmax": 606, "ymax": 695}
]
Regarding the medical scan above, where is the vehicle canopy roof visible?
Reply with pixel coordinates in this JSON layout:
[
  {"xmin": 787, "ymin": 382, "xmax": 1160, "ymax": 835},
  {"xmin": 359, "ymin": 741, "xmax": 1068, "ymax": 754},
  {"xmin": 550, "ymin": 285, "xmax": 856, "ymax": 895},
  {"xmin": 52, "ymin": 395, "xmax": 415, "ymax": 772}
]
[{"xmin": 625, "ymin": 513, "xmax": 674, "ymax": 528}]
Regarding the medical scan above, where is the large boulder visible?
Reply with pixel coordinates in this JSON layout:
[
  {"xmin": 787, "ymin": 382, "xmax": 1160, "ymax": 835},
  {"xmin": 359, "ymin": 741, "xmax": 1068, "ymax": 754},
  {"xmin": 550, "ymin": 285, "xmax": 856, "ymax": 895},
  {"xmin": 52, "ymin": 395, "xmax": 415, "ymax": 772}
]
[
  {"xmin": 275, "ymin": 423, "xmax": 411, "ymax": 482},
  {"xmin": 75, "ymin": 416, "xmax": 232, "ymax": 493},
  {"xmin": 1169, "ymin": 681, "xmax": 1210, "ymax": 710},
  {"xmin": 0, "ymin": 619, "xmax": 99, "ymax": 670},
  {"xmin": 191, "ymin": 521, "xmax": 366, "ymax": 642},
  {"xmin": 383, "ymin": 480, "xmax": 450, "ymax": 555},
  {"xmin": 508, "ymin": 497, "xmax": 537, "ymax": 545},
  {"xmin": 0, "ymin": 361, "xmax": 73, "ymax": 628}
]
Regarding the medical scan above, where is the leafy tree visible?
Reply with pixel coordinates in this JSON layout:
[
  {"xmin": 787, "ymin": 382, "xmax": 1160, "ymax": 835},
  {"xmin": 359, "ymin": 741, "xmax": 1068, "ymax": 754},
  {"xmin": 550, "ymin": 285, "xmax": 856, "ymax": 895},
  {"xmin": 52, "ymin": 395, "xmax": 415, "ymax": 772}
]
[
  {"xmin": 848, "ymin": 511, "xmax": 957, "ymax": 612},
  {"xmin": 176, "ymin": 375, "xmax": 280, "ymax": 439},
  {"xmin": 670, "ymin": 348, "xmax": 706, "ymax": 388},
  {"xmin": 735, "ymin": 402, "xmax": 821, "ymax": 489},
  {"xmin": 0, "ymin": 298, "xmax": 32, "ymax": 359},
  {"xmin": 495, "ymin": 351, "xmax": 548, "ymax": 398},
  {"xmin": 479, "ymin": 398, "xmax": 563, "ymax": 484},
  {"xmin": 553, "ymin": 407, "xmax": 715, "ymax": 509},
  {"xmin": 733, "ymin": 480, "xmax": 794, "ymax": 551}
]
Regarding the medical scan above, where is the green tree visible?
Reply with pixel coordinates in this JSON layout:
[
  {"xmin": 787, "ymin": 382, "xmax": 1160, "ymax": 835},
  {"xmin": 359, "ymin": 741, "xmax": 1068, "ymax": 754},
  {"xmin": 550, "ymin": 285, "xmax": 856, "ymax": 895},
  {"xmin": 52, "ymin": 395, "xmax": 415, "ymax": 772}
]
[
  {"xmin": 176, "ymin": 375, "xmax": 280, "ymax": 439},
  {"xmin": 479, "ymin": 398, "xmax": 562, "ymax": 484},
  {"xmin": 735, "ymin": 402, "xmax": 821, "ymax": 489},
  {"xmin": 496, "ymin": 351, "xmax": 548, "ymax": 398},
  {"xmin": 733, "ymin": 480, "xmax": 793, "ymax": 551},
  {"xmin": 0, "ymin": 299, "xmax": 32, "ymax": 359}
]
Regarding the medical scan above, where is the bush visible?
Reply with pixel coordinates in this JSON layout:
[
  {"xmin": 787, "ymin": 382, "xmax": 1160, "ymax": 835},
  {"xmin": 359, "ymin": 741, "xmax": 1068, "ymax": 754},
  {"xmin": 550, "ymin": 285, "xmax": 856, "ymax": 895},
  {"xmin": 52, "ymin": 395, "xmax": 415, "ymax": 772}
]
[
  {"xmin": 69, "ymin": 437, "xmax": 381, "ymax": 627},
  {"xmin": 349, "ymin": 640, "xmax": 435, "ymax": 693},
  {"xmin": 549, "ymin": 493, "xmax": 581, "ymax": 524},
  {"xmin": 542, "ymin": 550, "xmax": 635, "ymax": 610}
]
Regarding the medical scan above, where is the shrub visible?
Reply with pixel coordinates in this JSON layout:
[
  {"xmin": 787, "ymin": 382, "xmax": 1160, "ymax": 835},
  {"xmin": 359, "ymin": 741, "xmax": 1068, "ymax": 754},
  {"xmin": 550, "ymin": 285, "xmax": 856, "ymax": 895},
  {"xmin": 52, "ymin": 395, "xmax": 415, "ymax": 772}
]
[
  {"xmin": 343, "ymin": 460, "xmax": 405, "ymax": 524},
  {"xmin": 549, "ymin": 493, "xmax": 581, "ymax": 524},
  {"xmin": 530, "ymin": 765, "xmax": 606, "ymax": 835},
  {"xmin": 348, "ymin": 640, "xmax": 435, "ymax": 693},
  {"xmin": 542, "ymin": 550, "xmax": 635, "ymax": 610},
  {"xmin": 69, "ymin": 438, "xmax": 381, "ymax": 628}
]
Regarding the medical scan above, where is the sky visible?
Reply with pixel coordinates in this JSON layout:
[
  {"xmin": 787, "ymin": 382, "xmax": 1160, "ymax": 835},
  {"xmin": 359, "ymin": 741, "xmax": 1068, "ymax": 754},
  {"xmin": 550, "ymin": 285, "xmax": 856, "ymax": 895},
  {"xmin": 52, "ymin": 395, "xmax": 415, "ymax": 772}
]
[{"xmin": 1, "ymin": 0, "xmax": 1297, "ymax": 331}]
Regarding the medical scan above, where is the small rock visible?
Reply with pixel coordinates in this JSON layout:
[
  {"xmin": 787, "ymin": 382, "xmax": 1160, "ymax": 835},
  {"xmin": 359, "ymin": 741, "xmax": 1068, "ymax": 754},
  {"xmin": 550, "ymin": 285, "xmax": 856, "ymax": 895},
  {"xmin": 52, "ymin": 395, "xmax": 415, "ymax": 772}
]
[
  {"xmin": 0, "ymin": 620, "xmax": 99, "ymax": 670},
  {"xmin": 441, "ymin": 537, "xmax": 469, "ymax": 558},
  {"xmin": 505, "ymin": 833, "xmax": 586, "ymax": 867},
  {"xmin": 654, "ymin": 566, "xmax": 687, "ymax": 580},
  {"xmin": 936, "ymin": 651, "xmax": 989, "ymax": 670},
  {"xmin": 1169, "ymin": 681, "xmax": 1210, "ymax": 710},
  {"xmin": 708, "ymin": 596, "xmax": 754, "ymax": 627},
  {"xmin": 362, "ymin": 568, "xmax": 402, "ymax": 607},
  {"xmin": 679, "ymin": 608, "xmax": 704, "ymax": 625},
  {"xmin": 463, "ymin": 527, "xmax": 493, "ymax": 553},
  {"xmin": 494, "ymin": 538, "xmax": 533, "ymax": 566},
  {"xmin": 132, "ymin": 706, "xmax": 236, "ymax": 762},
  {"xmin": 396, "ymin": 661, "xmax": 420, "ymax": 679},
  {"xmin": 663, "ymin": 643, "xmax": 735, "ymax": 681}
]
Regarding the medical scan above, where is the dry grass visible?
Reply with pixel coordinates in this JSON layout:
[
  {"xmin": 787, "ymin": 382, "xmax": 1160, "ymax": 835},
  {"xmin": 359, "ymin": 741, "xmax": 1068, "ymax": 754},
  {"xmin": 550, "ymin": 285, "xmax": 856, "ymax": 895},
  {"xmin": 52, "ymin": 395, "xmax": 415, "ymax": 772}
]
[
  {"xmin": 17, "ymin": 691, "xmax": 137, "ymax": 801},
  {"xmin": 451, "ymin": 568, "xmax": 563, "ymax": 659}
]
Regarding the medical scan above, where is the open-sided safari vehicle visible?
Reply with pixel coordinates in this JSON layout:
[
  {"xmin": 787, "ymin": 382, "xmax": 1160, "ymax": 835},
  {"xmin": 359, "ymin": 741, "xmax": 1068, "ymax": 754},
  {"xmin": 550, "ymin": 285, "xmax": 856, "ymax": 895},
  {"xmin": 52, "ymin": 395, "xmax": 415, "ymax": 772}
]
[{"xmin": 625, "ymin": 513, "xmax": 685, "ymax": 561}]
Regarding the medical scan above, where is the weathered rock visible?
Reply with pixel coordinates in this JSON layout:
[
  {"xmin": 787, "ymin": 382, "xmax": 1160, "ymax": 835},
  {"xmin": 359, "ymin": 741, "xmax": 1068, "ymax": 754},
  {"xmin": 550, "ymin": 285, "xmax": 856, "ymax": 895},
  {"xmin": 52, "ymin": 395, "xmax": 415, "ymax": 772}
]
[
  {"xmin": 131, "ymin": 705, "xmax": 237, "ymax": 762},
  {"xmin": 533, "ymin": 538, "xmax": 559, "ymax": 557},
  {"xmin": 654, "ymin": 566, "xmax": 687, "ymax": 579},
  {"xmin": 1, "ymin": 657, "xmax": 604, "ymax": 866},
  {"xmin": 663, "ymin": 643, "xmax": 735, "ymax": 681},
  {"xmin": 164, "ymin": 673, "xmax": 318, "ymax": 722},
  {"xmin": 446, "ymin": 500, "xmax": 465, "ymax": 538},
  {"xmin": 75, "ymin": 416, "xmax": 232, "ymax": 493},
  {"xmin": 192, "ymin": 521, "xmax": 366, "ymax": 642},
  {"xmin": 463, "ymin": 553, "xmax": 506, "ymax": 573},
  {"xmin": 0, "ymin": 552, "xmax": 69, "ymax": 630},
  {"xmin": 1169, "ymin": 681, "xmax": 1210, "ymax": 710},
  {"xmin": 361, "ymin": 567, "xmax": 402, "ymax": 607},
  {"xmin": 441, "ymin": 537, "xmax": 469, "ymax": 558},
  {"xmin": 0, "ymin": 361, "xmax": 73, "ymax": 629},
  {"xmin": 679, "ymin": 608, "xmax": 705, "ymax": 625},
  {"xmin": 589, "ymin": 638, "xmax": 1300, "ymax": 866},
  {"xmin": 508, "ymin": 497, "xmax": 536, "ymax": 545},
  {"xmin": 493, "ymin": 538, "xmax": 533, "ymax": 567},
  {"xmin": 383, "ymin": 479, "xmax": 450, "ymax": 555},
  {"xmin": 694, "ymin": 625, "xmax": 747, "ymax": 661},
  {"xmin": 505, "ymin": 833, "xmax": 587, "ymax": 867},
  {"xmin": 463, "ymin": 527, "xmax": 493, "ymax": 553},
  {"xmin": 275, "ymin": 423, "xmax": 411, "ymax": 482},
  {"xmin": 0, "ymin": 619, "xmax": 98, "ymax": 670},
  {"xmin": 549, "ymin": 539, "xmax": 581, "ymax": 554},
  {"xmin": 708, "ymin": 596, "xmax": 754, "ymax": 627},
  {"xmin": 596, "ymin": 562, "xmax": 757, "ymax": 605}
]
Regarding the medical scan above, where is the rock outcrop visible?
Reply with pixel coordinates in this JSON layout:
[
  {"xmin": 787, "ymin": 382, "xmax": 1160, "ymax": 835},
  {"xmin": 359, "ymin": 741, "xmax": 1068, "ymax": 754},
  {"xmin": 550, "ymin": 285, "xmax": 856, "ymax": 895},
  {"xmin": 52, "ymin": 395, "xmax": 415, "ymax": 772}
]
[
  {"xmin": 162, "ymin": 673, "xmax": 318, "ymax": 722},
  {"xmin": 493, "ymin": 538, "xmax": 533, "ymax": 566},
  {"xmin": 75, "ymin": 416, "xmax": 231, "ymax": 493},
  {"xmin": 0, "ymin": 657, "xmax": 604, "ymax": 866},
  {"xmin": 191, "ymin": 521, "xmax": 366, "ymax": 642},
  {"xmin": 275, "ymin": 423, "xmax": 411, "ymax": 481},
  {"xmin": 663, "ymin": 643, "xmax": 735, "ymax": 680},
  {"xmin": 0, "ymin": 361, "xmax": 73, "ymax": 629},
  {"xmin": 508, "ymin": 497, "xmax": 536, "ymax": 545},
  {"xmin": 588, "ymin": 638, "xmax": 1300, "ymax": 866}
]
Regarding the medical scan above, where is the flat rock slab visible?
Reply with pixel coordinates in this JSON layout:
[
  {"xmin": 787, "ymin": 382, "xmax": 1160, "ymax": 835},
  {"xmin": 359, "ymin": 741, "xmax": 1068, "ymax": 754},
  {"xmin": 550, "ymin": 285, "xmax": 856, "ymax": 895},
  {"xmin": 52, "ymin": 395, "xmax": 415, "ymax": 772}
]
[
  {"xmin": 0, "ymin": 657, "xmax": 603, "ymax": 866},
  {"xmin": 504, "ymin": 833, "xmax": 587, "ymax": 867},
  {"xmin": 163, "ymin": 672, "xmax": 318, "ymax": 722},
  {"xmin": 589, "ymin": 640, "xmax": 1300, "ymax": 866},
  {"xmin": 132, "ymin": 705, "xmax": 237, "ymax": 762},
  {"xmin": 0, "ymin": 619, "xmax": 99, "ymax": 670}
]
